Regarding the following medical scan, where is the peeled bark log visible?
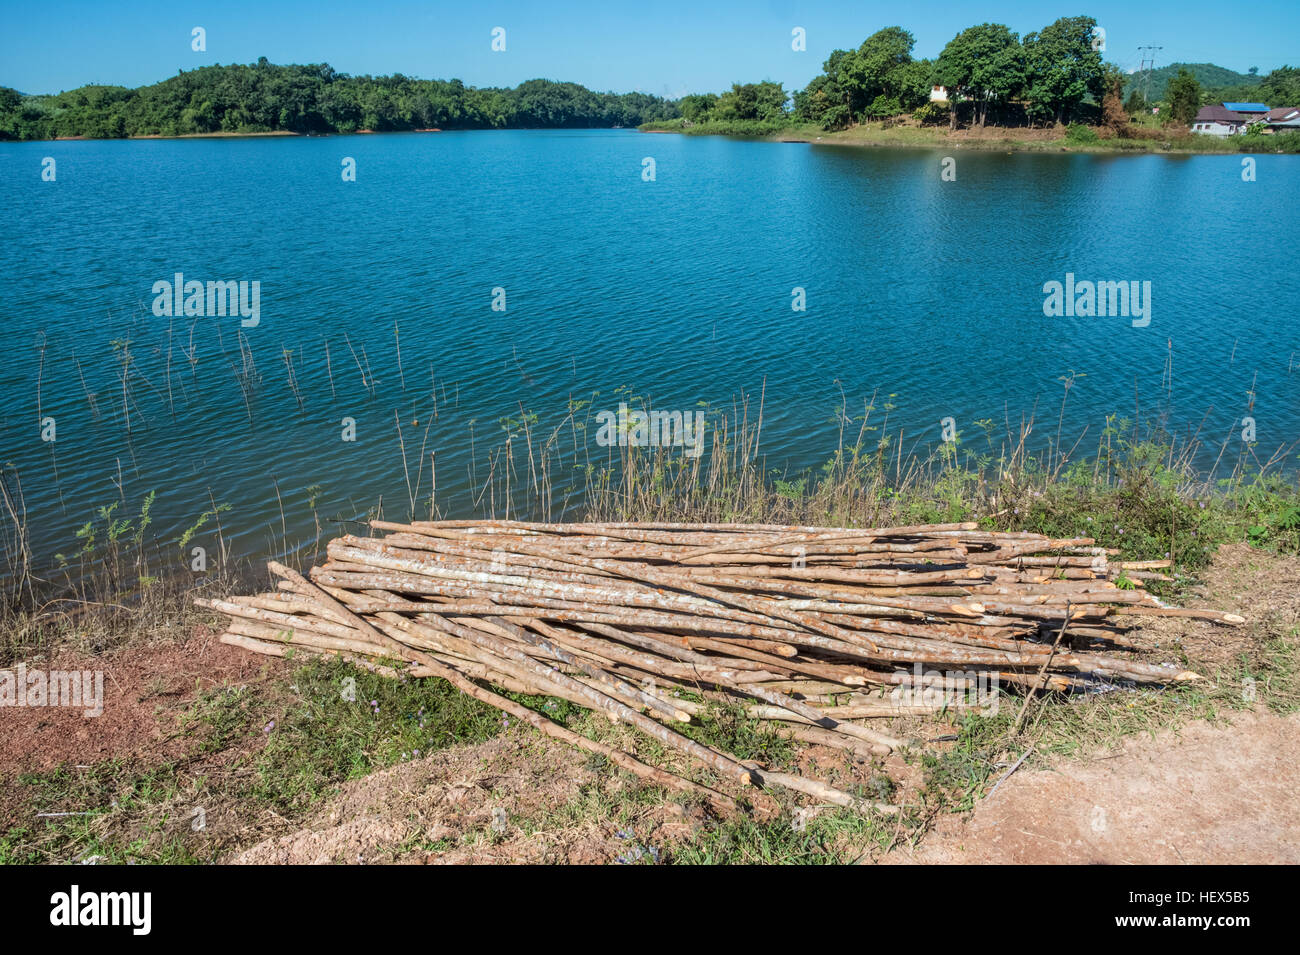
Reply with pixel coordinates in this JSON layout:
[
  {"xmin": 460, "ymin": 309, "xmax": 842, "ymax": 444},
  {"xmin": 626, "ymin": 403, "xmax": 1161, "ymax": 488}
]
[{"xmin": 196, "ymin": 521, "xmax": 1237, "ymax": 817}]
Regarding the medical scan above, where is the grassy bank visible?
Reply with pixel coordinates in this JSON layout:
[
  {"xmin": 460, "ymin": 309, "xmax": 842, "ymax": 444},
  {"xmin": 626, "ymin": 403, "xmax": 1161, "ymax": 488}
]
[
  {"xmin": 3, "ymin": 414, "xmax": 1299, "ymax": 863},
  {"xmin": 640, "ymin": 117, "xmax": 1300, "ymax": 154},
  {"xmin": 9, "ymin": 394, "xmax": 1298, "ymax": 661}
]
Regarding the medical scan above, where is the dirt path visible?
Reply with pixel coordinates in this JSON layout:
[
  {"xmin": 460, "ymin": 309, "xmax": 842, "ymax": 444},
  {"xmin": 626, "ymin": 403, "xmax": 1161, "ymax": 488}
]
[
  {"xmin": 884, "ymin": 543, "xmax": 1300, "ymax": 865},
  {"xmin": 890, "ymin": 709, "xmax": 1300, "ymax": 864}
]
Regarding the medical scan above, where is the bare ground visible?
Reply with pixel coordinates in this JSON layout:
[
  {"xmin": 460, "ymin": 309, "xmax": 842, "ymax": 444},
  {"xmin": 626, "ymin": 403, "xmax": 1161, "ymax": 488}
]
[
  {"xmin": 228, "ymin": 734, "xmax": 646, "ymax": 865},
  {"xmin": 890, "ymin": 709, "xmax": 1300, "ymax": 864},
  {"xmin": 0, "ymin": 625, "xmax": 279, "ymax": 775}
]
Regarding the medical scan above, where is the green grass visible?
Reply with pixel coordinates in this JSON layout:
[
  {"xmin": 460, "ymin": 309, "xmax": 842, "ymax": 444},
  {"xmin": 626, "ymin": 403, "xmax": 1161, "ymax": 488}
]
[
  {"xmin": 237, "ymin": 656, "xmax": 506, "ymax": 812},
  {"xmin": 668, "ymin": 804, "xmax": 894, "ymax": 864},
  {"xmin": 678, "ymin": 699, "xmax": 800, "ymax": 767}
]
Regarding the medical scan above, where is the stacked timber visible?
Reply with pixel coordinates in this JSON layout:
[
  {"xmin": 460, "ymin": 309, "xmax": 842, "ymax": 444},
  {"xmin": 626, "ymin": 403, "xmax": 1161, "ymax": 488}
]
[{"xmin": 197, "ymin": 520, "xmax": 1241, "ymax": 811}]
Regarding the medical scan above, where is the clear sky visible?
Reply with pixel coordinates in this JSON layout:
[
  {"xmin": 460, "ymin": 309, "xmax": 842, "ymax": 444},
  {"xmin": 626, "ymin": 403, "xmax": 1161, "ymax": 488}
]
[{"xmin": 2, "ymin": 0, "xmax": 1296, "ymax": 96}]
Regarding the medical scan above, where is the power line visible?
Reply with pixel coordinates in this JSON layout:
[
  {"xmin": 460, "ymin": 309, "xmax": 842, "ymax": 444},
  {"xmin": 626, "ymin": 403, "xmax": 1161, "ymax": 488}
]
[{"xmin": 1137, "ymin": 45, "xmax": 1163, "ymax": 103}]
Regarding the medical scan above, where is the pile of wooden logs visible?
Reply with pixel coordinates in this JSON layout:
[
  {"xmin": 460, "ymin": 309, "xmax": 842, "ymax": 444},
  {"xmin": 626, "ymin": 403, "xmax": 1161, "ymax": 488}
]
[{"xmin": 198, "ymin": 520, "xmax": 1242, "ymax": 811}]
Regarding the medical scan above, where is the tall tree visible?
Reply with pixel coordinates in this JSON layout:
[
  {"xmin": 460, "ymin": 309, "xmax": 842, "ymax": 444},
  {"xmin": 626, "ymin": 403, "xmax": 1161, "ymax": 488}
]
[
  {"xmin": 1022, "ymin": 16, "xmax": 1106, "ymax": 125},
  {"xmin": 714, "ymin": 81, "xmax": 787, "ymax": 122},
  {"xmin": 845, "ymin": 27, "xmax": 916, "ymax": 105},
  {"xmin": 893, "ymin": 59, "xmax": 936, "ymax": 111},
  {"xmin": 1165, "ymin": 68, "xmax": 1203, "ymax": 126},
  {"xmin": 935, "ymin": 23, "xmax": 1025, "ymax": 129},
  {"xmin": 798, "ymin": 49, "xmax": 858, "ymax": 129},
  {"xmin": 795, "ymin": 27, "xmax": 918, "ymax": 128}
]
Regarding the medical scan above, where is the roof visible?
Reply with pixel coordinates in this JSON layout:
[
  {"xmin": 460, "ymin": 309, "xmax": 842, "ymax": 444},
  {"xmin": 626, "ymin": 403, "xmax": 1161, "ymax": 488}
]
[
  {"xmin": 1266, "ymin": 107, "xmax": 1300, "ymax": 121},
  {"xmin": 1195, "ymin": 105, "xmax": 1250, "ymax": 123},
  {"xmin": 1222, "ymin": 102, "xmax": 1270, "ymax": 112}
]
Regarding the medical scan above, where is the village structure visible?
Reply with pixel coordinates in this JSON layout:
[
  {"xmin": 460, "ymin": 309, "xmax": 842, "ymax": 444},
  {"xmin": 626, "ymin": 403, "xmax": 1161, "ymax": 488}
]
[{"xmin": 1191, "ymin": 101, "xmax": 1300, "ymax": 135}]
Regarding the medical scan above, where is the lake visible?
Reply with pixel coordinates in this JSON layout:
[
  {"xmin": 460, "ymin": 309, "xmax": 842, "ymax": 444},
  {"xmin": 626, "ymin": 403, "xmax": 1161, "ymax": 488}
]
[{"xmin": 1, "ymin": 129, "xmax": 1297, "ymax": 574}]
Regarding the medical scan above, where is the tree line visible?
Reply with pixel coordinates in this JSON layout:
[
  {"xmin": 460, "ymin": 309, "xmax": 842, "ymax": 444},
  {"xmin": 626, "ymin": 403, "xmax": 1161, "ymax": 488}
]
[
  {"xmin": 680, "ymin": 16, "xmax": 1299, "ymax": 132},
  {"xmin": 675, "ymin": 17, "xmax": 1114, "ymax": 130},
  {"xmin": 0, "ymin": 60, "xmax": 680, "ymax": 140},
  {"xmin": 5, "ymin": 23, "xmax": 1298, "ymax": 142}
]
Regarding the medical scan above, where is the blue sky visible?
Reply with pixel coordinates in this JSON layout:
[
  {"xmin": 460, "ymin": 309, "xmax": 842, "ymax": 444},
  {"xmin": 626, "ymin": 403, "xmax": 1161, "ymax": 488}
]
[{"xmin": 2, "ymin": 0, "xmax": 1296, "ymax": 96}]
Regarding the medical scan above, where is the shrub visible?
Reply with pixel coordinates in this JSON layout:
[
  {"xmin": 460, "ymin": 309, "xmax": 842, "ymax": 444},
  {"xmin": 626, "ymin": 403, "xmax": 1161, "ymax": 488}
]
[
  {"xmin": 1065, "ymin": 122, "xmax": 1100, "ymax": 144},
  {"xmin": 864, "ymin": 95, "xmax": 901, "ymax": 120},
  {"xmin": 912, "ymin": 101, "xmax": 948, "ymax": 126}
]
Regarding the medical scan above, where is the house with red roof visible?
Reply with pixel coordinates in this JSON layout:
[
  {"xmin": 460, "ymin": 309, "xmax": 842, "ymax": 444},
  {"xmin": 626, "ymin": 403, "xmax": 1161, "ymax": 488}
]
[{"xmin": 1191, "ymin": 102, "xmax": 1270, "ymax": 136}]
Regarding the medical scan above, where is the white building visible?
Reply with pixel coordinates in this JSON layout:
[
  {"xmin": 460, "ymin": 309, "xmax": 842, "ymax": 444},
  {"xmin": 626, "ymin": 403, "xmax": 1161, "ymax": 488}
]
[{"xmin": 1190, "ymin": 102, "xmax": 1270, "ymax": 136}]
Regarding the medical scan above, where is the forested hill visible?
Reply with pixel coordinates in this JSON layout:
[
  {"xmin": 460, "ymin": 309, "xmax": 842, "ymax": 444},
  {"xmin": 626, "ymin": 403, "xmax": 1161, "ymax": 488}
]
[
  {"xmin": 0, "ymin": 60, "xmax": 681, "ymax": 140},
  {"xmin": 1123, "ymin": 62, "xmax": 1262, "ymax": 102}
]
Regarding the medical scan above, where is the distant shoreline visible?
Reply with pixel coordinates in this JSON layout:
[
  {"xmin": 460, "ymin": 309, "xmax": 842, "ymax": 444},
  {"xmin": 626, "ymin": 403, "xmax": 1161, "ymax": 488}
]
[
  {"xmin": 44, "ymin": 129, "xmax": 453, "ymax": 142},
  {"xmin": 638, "ymin": 120, "xmax": 1300, "ymax": 156},
  {"xmin": 50, "ymin": 129, "xmax": 300, "ymax": 141},
  {"xmin": 19, "ymin": 128, "xmax": 602, "ymax": 144}
]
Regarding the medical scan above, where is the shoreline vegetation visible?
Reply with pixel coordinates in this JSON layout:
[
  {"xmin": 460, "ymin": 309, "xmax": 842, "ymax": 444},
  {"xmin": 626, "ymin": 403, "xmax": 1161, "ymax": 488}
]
[
  {"xmin": 638, "ymin": 117, "xmax": 1300, "ymax": 154},
  {"xmin": 7, "ymin": 393, "xmax": 1300, "ymax": 649},
  {"xmin": 4, "ymin": 16, "xmax": 1299, "ymax": 153}
]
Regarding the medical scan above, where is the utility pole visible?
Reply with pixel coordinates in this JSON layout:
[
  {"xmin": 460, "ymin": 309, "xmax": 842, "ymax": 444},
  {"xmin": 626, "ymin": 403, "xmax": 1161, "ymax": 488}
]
[{"xmin": 1137, "ymin": 45, "xmax": 1163, "ymax": 104}]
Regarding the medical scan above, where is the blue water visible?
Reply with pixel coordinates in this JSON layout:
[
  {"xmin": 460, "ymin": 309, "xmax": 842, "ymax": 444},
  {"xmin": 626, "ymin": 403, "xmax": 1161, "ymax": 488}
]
[{"xmin": 1, "ymin": 130, "xmax": 1297, "ymax": 573}]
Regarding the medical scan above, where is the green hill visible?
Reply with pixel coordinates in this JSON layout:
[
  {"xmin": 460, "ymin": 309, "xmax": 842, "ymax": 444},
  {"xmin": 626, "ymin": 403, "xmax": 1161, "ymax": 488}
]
[{"xmin": 1124, "ymin": 62, "xmax": 1262, "ymax": 102}]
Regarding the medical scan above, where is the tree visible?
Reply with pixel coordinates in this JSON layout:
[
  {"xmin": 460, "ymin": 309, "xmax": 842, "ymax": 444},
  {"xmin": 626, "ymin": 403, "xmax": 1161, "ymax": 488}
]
[
  {"xmin": 935, "ymin": 23, "xmax": 1024, "ymax": 129},
  {"xmin": 678, "ymin": 93, "xmax": 717, "ymax": 124},
  {"xmin": 817, "ymin": 49, "xmax": 859, "ymax": 127},
  {"xmin": 796, "ymin": 27, "xmax": 918, "ymax": 128},
  {"xmin": 1022, "ymin": 16, "xmax": 1106, "ymax": 125},
  {"xmin": 864, "ymin": 94, "xmax": 901, "ymax": 119},
  {"xmin": 1101, "ymin": 64, "xmax": 1128, "ymax": 136},
  {"xmin": 1259, "ymin": 66, "xmax": 1300, "ymax": 106},
  {"xmin": 793, "ymin": 50, "xmax": 858, "ymax": 128},
  {"xmin": 1166, "ymin": 68, "xmax": 1202, "ymax": 126},
  {"xmin": 893, "ymin": 59, "xmax": 935, "ymax": 111},
  {"xmin": 1124, "ymin": 88, "xmax": 1147, "ymax": 115},
  {"xmin": 752, "ymin": 81, "xmax": 788, "ymax": 121},
  {"xmin": 714, "ymin": 82, "xmax": 787, "ymax": 122},
  {"xmin": 845, "ymin": 27, "xmax": 916, "ymax": 106},
  {"xmin": 0, "ymin": 62, "xmax": 683, "ymax": 139},
  {"xmin": 793, "ymin": 73, "xmax": 838, "ymax": 126}
]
